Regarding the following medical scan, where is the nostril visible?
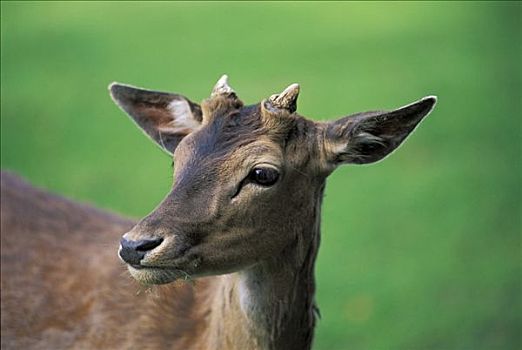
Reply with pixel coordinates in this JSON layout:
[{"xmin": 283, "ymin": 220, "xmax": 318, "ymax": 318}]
[
  {"xmin": 119, "ymin": 238, "xmax": 164, "ymax": 265},
  {"xmin": 135, "ymin": 238, "xmax": 163, "ymax": 252}
]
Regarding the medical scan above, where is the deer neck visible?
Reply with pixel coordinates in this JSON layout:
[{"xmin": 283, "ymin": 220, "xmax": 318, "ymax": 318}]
[{"xmin": 205, "ymin": 183, "xmax": 325, "ymax": 350}]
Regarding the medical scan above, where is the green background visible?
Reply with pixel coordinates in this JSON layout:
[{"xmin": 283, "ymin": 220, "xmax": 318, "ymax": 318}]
[{"xmin": 1, "ymin": 2, "xmax": 520, "ymax": 349}]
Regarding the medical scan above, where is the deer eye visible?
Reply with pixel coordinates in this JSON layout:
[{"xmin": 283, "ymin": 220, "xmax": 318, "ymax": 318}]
[{"xmin": 249, "ymin": 167, "xmax": 279, "ymax": 186}]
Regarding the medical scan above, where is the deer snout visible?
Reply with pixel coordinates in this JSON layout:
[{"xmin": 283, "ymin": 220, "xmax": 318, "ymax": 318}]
[{"xmin": 119, "ymin": 237, "xmax": 164, "ymax": 266}]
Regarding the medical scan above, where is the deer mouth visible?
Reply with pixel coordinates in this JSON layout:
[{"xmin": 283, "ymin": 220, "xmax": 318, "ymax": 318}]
[
  {"xmin": 118, "ymin": 235, "xmax": 202, "ymax": 285},
  {"xmin": 126, "ymin": 251, "xmax": 199, "ymax": 285},
  {"xmin": 129, "ymin": 263, "xmax": 145, "ymax": 270},
  {"xmin": 127, "ymin": 264, "xmax": 191, "ymax": 285}
]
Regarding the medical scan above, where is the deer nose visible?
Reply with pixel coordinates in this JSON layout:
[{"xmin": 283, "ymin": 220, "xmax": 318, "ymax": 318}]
[{"xmin": 119, "ymin": 238, "xmax": 163, "ymax": 265}]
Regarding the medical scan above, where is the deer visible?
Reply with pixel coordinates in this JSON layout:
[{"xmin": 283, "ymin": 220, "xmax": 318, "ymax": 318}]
[{"xmin": 0, "ymin": 75, "xmax": 436, "ymax": 350}]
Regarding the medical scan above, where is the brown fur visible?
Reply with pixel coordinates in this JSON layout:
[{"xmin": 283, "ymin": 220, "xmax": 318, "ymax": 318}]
[
  {"xmin": 1, "ymin": 78, "xmax": 435, "ymax": 349},
  {"xmin": 1, "ymin": 172, "xmax": 207, "ymax": 349}
]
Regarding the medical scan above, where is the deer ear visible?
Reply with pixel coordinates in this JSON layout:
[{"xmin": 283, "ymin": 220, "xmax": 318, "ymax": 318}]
[
  {"xmin": 109, "ymin": 83, "xmax": 202, "ymax": 155},
  {"xmin": 323, "ymin": 96, "xmax": 437, "ymax": 167}
]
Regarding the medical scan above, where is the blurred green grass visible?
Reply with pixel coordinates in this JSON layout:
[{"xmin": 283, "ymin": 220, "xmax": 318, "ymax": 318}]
[{"xmin": 1, "ymin": 2, "xmax": 520, "ymax": 349}]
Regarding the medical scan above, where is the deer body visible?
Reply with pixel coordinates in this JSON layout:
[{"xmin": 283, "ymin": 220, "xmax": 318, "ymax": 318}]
[{"xmin": 1, "ymin": 76, "xmax": 436, "ymax": 349}]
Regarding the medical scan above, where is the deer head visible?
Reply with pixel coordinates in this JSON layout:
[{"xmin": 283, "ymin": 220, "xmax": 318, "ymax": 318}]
[{"xmin": 110, "ymin": 75, "xmax": 436, "ymax": 285}]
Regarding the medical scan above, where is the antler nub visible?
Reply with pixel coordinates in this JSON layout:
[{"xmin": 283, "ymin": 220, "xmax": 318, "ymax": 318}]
[
  {"xmin": 268, "ymin": 83, "xmax": 300, "ymax": 113},
  {"xmin": 211, "ymin": 74, "xmax": 235, "ymax": 97}
]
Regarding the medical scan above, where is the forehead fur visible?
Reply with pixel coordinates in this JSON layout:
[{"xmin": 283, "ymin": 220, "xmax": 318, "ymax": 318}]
[
  {"xmin": 175, "ymin": 94, "xmax": 318, "ymax": 175},
  {"xmin": 193, "ymin": 104, "xmax": 286, "ymax": 160},
  {"xmin": 196, "ymin": 94, "xmax": 300, "ymax": 151},
  {"xmin": 201, "ymin": 95, "xmax": 244, "ymax": 125}
]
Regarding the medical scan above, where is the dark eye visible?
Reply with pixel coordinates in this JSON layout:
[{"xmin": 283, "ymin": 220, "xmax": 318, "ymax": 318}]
[{"xmin": 249, "ymin": 167, "xmax": 279, "ymax": 186}]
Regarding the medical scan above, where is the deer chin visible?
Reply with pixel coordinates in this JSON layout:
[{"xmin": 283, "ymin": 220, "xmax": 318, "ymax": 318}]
[{"xmin": 127, "ymin": 265, "xmax": 189, "ymax": 285}]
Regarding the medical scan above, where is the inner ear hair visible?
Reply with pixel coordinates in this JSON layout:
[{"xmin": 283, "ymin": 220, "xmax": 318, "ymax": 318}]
[
  {"xmin": 109, "ymin": 82, "xmax": 203, "ymax": 154},
  {"xmin": 325, "ymin": 96, "xmax": 437, "ymax": 166}
]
